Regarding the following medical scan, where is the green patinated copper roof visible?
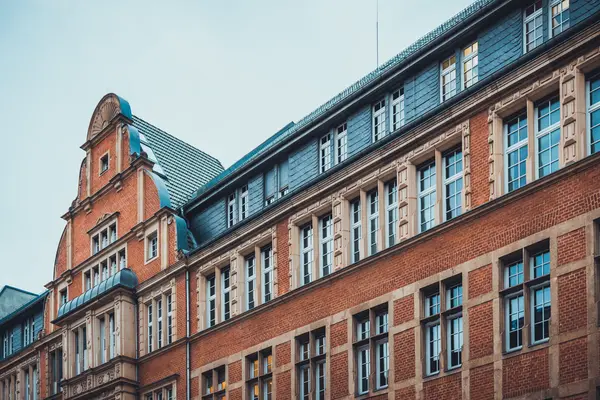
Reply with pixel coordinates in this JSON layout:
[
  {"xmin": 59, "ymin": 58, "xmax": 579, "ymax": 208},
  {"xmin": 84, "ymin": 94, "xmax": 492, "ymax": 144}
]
[
  {"xmin": 189, "ymin": 0, "xmax": 498, "ymax": 203},
  {"xmin": 55, "ymin": 269, "xmax": 138, "ymax": 322},
  {"xmin": 132, "ymin": 116, "xmax": 224, "ymax": 208}
]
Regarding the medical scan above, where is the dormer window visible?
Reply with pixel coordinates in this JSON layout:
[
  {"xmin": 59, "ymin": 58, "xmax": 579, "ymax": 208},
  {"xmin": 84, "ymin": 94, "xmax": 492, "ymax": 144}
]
[
  {"xmin": 227, "ymin": 185, "xmax": 251, "ymax": 227},
  {"xmin": 147, "ymin": 232, "xmax": 158, "ymax": 261},
  {"xmin": 100, "ymin": 154, "xmax": 109, "ymax": 175}
]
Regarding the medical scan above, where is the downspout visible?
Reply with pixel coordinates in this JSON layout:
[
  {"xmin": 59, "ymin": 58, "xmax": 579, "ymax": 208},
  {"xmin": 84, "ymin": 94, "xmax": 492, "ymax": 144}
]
[
  {"xmin": 186, "ymin": 267, "xmax": 191, "ymax": 400},
  {"xmin": 135, "ymin": 302, "xmax": 139, "ymax": 384}
]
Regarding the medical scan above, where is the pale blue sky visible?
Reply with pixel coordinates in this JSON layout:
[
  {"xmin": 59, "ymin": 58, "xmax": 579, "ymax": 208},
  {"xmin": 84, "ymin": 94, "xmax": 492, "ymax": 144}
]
[{"xmin": 0, "ymin": 0, "xmax": 474, "ymax": 293}]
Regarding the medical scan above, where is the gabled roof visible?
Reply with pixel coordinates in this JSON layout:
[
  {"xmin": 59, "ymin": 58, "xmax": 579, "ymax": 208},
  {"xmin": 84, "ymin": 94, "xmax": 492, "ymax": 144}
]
[
  {"xmin": 186, "ymin": 0, "xmax": 498, "ymax": 205},
  {"xmin": 55, "ymin": 268, "xmax": 138, "ymax": 322},
  {"xmin": 0, "ymin": 286, "xmax": 37, "ymax": 320},
  {"xmin": 132, "ymin": 116, "xmax": 224, "ymax": 208},
  {"xmin": 0, "ymin": 288, "xmax": 47, "ymax": 327}
]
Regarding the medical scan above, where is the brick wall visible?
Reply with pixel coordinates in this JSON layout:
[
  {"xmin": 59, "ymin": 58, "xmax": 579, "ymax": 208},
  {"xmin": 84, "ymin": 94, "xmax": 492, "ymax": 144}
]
[
  {"xmin": 469, "ymin": 363, "xmax": 494, "ymax": 400},
  {"xmin": 468, "ymin": 112, "xmax": 489, "ymax": 209},
  {"xmin": 558, "ymin": 268, "xmax": 587, "ymax": 334},
  {"xmin": 394, "ymin": 329, "xmax": 415, "ymax": 382},
  {"xmin": 330, "ymin": 352, "xmax": 349, "ymax": 399},
  {"xmin": 557, "ymin": 227, "xmax": 587, "ymax": 266},
  {"xmin": 468, "ymin": 264, "xmax": 492, "ymax": 299},
  {"xmin": 559, "ymin": 337, "xmax": 588, "ymax": 385},
  {"xmin": 393, "ymin": 294, "xmax": 414, "ymax": 326},
  {"xmin": 469, "ymin": 301, "xmax": 494, "ymax": 360},
  {"xmin": 330, "ymin": 320, "xmax": 347, "ymax": 348},
  {"xmin": 422, "ymin": 373, "xmax": 462, "ymax": 400},
  {"xmin": 277, "ymin": 219, "xmax": 290, "ymax": 296},
  {"xmin": 502, "ymin": 348, "xmax": 549, "ymax": 398}
]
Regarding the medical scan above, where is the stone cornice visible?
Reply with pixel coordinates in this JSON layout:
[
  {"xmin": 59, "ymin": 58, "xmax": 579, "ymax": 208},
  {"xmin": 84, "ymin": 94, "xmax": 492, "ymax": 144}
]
[{"xmin": 186, "ymin": 152, "xmax": 600, "ymax": 345}]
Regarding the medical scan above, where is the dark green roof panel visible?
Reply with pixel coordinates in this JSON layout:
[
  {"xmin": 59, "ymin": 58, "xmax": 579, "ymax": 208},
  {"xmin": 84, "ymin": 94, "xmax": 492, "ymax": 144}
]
[{"xmin": 55, "ymin": 269, "xmax": 138, "ymax": 321}]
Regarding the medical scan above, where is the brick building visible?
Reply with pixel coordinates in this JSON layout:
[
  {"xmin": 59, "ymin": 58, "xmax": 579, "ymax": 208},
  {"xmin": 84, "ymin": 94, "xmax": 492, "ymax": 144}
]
[{"xmin": 2, "ymin": 0, "xmax": 600, "ymax": 399}]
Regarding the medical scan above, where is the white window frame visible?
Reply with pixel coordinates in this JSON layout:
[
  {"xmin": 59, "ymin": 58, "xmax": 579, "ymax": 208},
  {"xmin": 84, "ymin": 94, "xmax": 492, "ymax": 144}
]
[
  {"xmin": 384, "ymin": 179, "xmax": 398, "ymax": 248},
  {"xmin": 425, "ymin": 292, "xmax": 440, "ymax": 317},
  {"xmin": 147, "ymin": 303, "xmax": 153, "ymax": 353},
  {"xmin": 262, "ymin": 246, "xmax": 273, "ymax": 303},
  {"xmin": 147, "ymin": 232, "xmax": 158, "ymax": 261},
  {"xmin": 315, "ymin": 360, "xmax": 326, "ymax": 400},
  {"xmin": 418, "ymin": 161, "xmax": 436, "ymax": 233},
  {"xmin": 350, "ymin": 199, "xmax": 362, "ymax": 263},
  {"xmin": 99, "ymin": 317, "xmax": 106, "ymax": 363},
  {"xmin": 319, "ymin": 214, "xmax": 333, "ymax": 278},
  {"xmin": 524, "ymin": 1, "xmax": 543, "ymax": 53},
  {"xmin": 300, "ymin": 224, "xmax": 314, "ymax": 286},
  {"xmin": 391, "ymin": 87, "xmax": 405, "ymax": 131},
  {"xmin": 531, "ymin": 250, "xmax": 551, "ymax": 279},
  {"xmin": 367, "ymin": 190, "xmax": 379, "ymax": 256},
  {"xmin": 505, "ymin": 292, "xmax": 525, "ymax": 352},
  {"xmin": 227, "ymin": 193, "xmax": 236, "ymax": 228},
  {"xmin": 586, "ymin": 75, "xmax": 600, "ymax": 155},
  {"xmin": 425, "ymin": 322, "xmax": 441, "ymax": 376},
  {"xmin": 319, "ymin": 133, "xmax": 332, "ymax": 174},
  {"xmin": 157, "ymin": 298, "xmax": 163, "ymax": 349},
  {"xmin": 335, "ymin": 122, "xmax": 348, "ymax": 165},
  {"xmin": 239, "ymin": 185, "xmax": 248, "ymax": 222},
  {"xmin": 440, "ymin": 54, "xmax": 457, "ymax": 102},
  {"xmin": 446, "ymin": 314, "xmax": 463, "ymax": 370},
  {"xmin": 534, "ymin": 97, "xmax": 561, "ymax": 178},
  {"xmin": 372, "ymin": 99, "xmax": 387, "ymax": 142},
  {"xmin": 246, "ymin": 255, "xmax": 256, "ymax": 310},
  {"xmin": 530, "ymin": 284, "xmax": 551, "ymax": 344},
  {"xmin": 504, "ymin": 113, "xmax": 529, "ymax": 193},
  {"xmin": 549, "ymin": 0, "xmax": 570, "ymax": 38},
  {"xmin": 462, "ymin": 42, "xmax": 479, "ymax": 89},
  {"xmin": 446, "ymin": 283, "xmax": 463, "ymax": 309},
  {"xmin": 356, "ymin": 344, "xmax": 370, "ymax": 395},
  {"xmin": 206, "ymin": 275, "xmax": 216, "ymax": 328},
  {"xmin": 375, "ymin": 338, "xmax": 389, "ymax": 389},
  {"xmin": 221, "ymin": 267, "xmax": 231, "ymax": 321},
  {"xmin": 443, "ymin": 148, "xmax": 463, "ymax": 222},
  {"xmin": 166, "ymin": 294, "xmax": 173, "ymax": 345},
  {"xmin": 298, "ymin": 364, "xmax": 310, "ymax": 400},
  {"xmin": 109, "ymin": 313, "xmax": 116, "ymax": 358}
]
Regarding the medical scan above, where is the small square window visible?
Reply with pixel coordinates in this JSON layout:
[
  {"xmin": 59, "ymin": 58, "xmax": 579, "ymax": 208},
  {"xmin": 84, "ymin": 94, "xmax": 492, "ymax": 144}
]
[{"xmin": 100, "ymin": 154, "xmax": 109, "ymax": 174}]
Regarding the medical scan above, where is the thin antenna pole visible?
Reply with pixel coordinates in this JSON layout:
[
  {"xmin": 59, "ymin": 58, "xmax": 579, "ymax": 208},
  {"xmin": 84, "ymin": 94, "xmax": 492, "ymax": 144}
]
[{"xmin": 376, "ymin": 0, "xmax": 379, "ymax": 67}]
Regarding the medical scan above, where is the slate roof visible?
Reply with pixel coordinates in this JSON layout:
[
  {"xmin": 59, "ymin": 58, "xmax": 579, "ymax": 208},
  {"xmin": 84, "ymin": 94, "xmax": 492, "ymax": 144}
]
[
  {"xmin": 0, "ymin": 286, "xmax": 37, "ymax": 320},
  {"xmin": 0, "ymin": 290, "xmax": 47, "ymax": 327},
  {"xmin": 132, "ymin": 116, "xmax": 224, "ymax": 208},
  {"xmin": 55, "ymin": 268, "xmax": 138, "ymax": 322},
  {"xmin": 190, "ymin": 0, "xmax": 498, "ymax": 202}
]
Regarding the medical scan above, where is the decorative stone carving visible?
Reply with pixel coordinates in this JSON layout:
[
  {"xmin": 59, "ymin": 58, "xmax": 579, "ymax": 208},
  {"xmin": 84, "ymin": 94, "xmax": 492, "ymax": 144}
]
[{"xmin": 88, "ymin": 95, "xmax": 123, "ymax": 140}]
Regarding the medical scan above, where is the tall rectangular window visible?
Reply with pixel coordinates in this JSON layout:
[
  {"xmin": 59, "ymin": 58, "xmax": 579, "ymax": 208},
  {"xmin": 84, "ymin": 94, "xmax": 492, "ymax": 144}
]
[
  {"xmin": 206, "ymin": 275, "xmax": 216, "ymax": 328},
  {"xmin": 221, "ymin": 267, "xmax": 231, "ymax": 322},
  {"xmin": 367, "ymin": 190, "xmax": 379, "ymax": 256},
  {"xmin": 320, "ymin": 133, "xmax": 332, "ymax": 174},
  {"xmin": 300, "ymin": 225, "xmax": 314, "ymax": 286},
  {"xmin": 335, "ymin": 122, "xmax": 348, "ymax": 165},
  {"xmin": 443, "ymin": 148, "xmax": 463, "ymax": 221},
  {"xmin": 372, "ymin": 99, "xmax": 387, "ymax": 142},
  {"xmin": 531, "ymin": 285, "xmax": 551, "ymax": 343},
  {"xmin": 109, "ymin": 313, "xmax": 116, "ymax": 358},
  {"xmin": 418, "ymin": 161, "xmax": 436, "ymax": 232},
  {"xmin": 587, "ymin": 74, "xmax": 600, "ymax": 154},
  {"xmin": 524, "ymin": 1, "xmax": 543, "ymax": 52},
  {"xmin": 239, "ymin": 185, "xmax": 248, "ymax": 222},
  {"xmin": 246, "ymin": 349, "xmax": 272, "ymax": 400},
  {"xmin": 157, "ymin": 298, "xmax": 163, "ymax": 349},
  {"xmin": 147, "ymin": 232, "xmax": 158, "ymax": 261},
  {"xmin": 425, "ymin": 323, "xmax": 441, "ymax": 375},
  {"xmin": 535, "ymin": 96, "xmax": 560, "ymax": 178},
  {"xmin": 319, "ymin": 214, "xmax": 333, "ymax": 278},
  {"xmin": 24, "ymin": 369, "xmax": 29, "ymax": 400},
  {"xmin": 147, "ymin": 303, "xmax": 153, "ymax": 352},
  {"xmin": 391, "ymin": 88, "xmax": 405, "ymax": 131},
  {"xmin": 296, "ymin": 328, "xmax": 326, "ymax": 400},
  {"xmin": 264, "ymin": 161, "xmax": 290, "ymax": 205},
  {"xmin": 441, "ymin": 55, "xmax": 457, "ymax": 102},
  {"xmin": 350, "ymin": 199, "xmax": 362, "ymax": 263},
  {"xmin": 462, "ymin": 42, "xmax": 478, "ymax": 89},
  {"xmin": 228, "ymin": 193, "xmax": 236, "ymax": 228},
  {"xmin": 246, "ymin": 255, "xmax": 256, "ymax": 310},
  {"xmin": 203, "ymin": 366, "xmax": 227, "ymax": 399},
  {"xmin": 99, "ymin": 317, "xmax": 106, "ymax": 363},
  {"xmin": 385, "ymin": 179, "xmax": 398, "ymax": 248},
  {"xmin": 49, "ymin": 349, "xmax": 63, "ymax": 395},
  {"xmin": 502, "ymin": 243, "xmax": 551, "ymax": 352},
  {"xmin": 262, "ymin": 246, "xmax": 274, "ymax": 304},
  {"xmin": 505, "ymin": 113, "xmax": 528, "ymax": 192},
  {"xmin": 353, "ymin": 306, "xmax": 388, "ymax": 395},
  {"xmin": 550, "ymin": 0, "xmax": 570, "ymax": 37},
  {"xmin": 166, "ymin": 295, "xmax": 173, "ymax": 345}
]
